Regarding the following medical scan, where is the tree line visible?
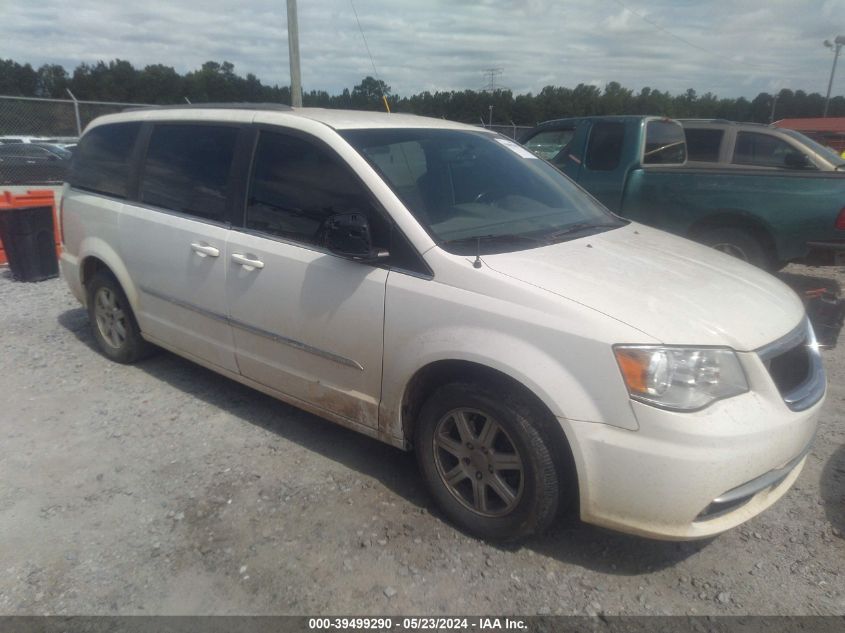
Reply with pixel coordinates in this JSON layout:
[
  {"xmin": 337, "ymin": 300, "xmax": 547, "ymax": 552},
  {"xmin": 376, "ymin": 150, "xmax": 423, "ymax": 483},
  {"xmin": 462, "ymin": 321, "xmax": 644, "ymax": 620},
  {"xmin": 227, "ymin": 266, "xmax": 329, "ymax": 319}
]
[{"xmin": 2, "ymin": 58, "xmax": 844, "ymax": 125}]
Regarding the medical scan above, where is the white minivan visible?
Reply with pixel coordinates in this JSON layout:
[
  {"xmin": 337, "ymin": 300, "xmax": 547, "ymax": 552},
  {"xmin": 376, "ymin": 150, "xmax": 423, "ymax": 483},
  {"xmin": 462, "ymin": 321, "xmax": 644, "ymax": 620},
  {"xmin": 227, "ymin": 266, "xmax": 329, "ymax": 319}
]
[{"xmin": 59, "ymin": 105, "xmax": 825, "ymax": 541}]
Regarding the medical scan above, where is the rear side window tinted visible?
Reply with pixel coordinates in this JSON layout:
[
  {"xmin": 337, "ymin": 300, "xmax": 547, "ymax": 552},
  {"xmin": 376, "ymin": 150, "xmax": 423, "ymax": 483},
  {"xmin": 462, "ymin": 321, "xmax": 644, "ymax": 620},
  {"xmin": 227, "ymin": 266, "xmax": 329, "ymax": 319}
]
[
  {"xmin": 68, "ymin": 122, "xmax": 141, "ymax": 198},
  {"xmin": 644, "ymin": 120, "xmax": 686, "ymax": 165},
  {"xmin": 585, "ymin": 122, "xmax": 624, "ymax": 171},
  {"xmin": 684, "ymin": 128, "xmax": 724, "ymax": 162},
  {"xmin": 246, "ymin": 131, "xmax": 375, "ymax": 246},
  {"xmin": 733, "ymin": 132, "xmax": 797, "ymax": 168},
  {"xmin": 140, "ymin": 124, "xmax": 238, "ymax": 221}
]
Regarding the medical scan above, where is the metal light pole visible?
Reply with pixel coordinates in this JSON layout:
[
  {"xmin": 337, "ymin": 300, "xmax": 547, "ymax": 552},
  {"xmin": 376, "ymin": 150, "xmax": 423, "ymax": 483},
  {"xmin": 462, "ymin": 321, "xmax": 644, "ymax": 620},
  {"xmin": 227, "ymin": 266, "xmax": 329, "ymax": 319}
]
[
  {"xmin": 66, "ymin": 89, "xmax": 82, "ymax": 136},
  {"xmin": 823, "ymin": 36, "xmax": 845, "ymax": 117},
  {"xmin": 286, "ymin": 0, "xmax": 302, "ymax": 107}
]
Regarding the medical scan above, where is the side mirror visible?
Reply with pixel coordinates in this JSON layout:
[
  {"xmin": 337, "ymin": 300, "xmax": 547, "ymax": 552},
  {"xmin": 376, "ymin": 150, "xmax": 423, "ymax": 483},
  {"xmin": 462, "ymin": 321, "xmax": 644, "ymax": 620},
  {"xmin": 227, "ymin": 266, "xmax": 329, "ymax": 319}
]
[
  {"xmin": 784, "ymin": 152, "xmax": 811, "ymax": 169},
  {"xmin": 323, "ymin": 212, "xmax": 389, "ymax": 262}
]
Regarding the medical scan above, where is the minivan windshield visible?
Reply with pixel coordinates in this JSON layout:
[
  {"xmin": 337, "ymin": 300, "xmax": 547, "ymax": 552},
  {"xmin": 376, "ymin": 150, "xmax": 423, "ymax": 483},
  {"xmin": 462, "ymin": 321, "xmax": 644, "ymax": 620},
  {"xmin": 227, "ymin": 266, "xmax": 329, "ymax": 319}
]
[{"xmin": 341, "ymin": 129, "xmax": 625, "ymax": 254}]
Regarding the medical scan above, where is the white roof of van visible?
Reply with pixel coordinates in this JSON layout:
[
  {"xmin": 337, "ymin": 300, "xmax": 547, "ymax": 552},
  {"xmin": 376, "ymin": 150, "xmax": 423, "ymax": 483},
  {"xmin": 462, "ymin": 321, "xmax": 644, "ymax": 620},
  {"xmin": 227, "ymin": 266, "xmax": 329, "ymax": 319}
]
[
  {"xmin": 88, "ymin": 105, "xmax": 482, "ymax": 132},
  {"xmin": 296, "ymin": 108, "xmax": 478, "ymax": 130}
]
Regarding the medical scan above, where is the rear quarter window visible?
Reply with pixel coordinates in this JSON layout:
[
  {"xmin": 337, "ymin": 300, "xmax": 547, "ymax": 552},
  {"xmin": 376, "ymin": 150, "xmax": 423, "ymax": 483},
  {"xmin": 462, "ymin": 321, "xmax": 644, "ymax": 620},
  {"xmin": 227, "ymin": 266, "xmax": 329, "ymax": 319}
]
[{"xmin": 68, "ymin": 122, "xmax": 141, "ymax": 198}]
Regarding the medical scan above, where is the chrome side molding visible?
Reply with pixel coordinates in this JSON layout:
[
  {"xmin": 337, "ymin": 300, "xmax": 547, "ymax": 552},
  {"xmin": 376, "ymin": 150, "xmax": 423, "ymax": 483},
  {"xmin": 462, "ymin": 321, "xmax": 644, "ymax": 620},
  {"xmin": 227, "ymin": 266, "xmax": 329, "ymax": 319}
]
[{"xmin": 138, "ymin": 285, "xmax": 364, "ymax": 371}]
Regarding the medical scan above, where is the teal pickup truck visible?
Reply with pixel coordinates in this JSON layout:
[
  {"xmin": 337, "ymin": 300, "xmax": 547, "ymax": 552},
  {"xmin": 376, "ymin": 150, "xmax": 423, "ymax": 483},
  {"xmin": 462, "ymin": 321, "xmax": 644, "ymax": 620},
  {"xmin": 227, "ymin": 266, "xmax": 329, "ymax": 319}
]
[{"xmin": 521, "ymin": 116, "xmax": 845, "ymax": 269}]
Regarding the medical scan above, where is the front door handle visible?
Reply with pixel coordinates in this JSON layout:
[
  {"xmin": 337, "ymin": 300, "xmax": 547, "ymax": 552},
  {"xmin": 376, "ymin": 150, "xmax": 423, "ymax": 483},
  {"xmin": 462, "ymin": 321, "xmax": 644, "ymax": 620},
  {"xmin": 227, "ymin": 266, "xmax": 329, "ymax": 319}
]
[
  {"xmin": 191, "ymin": 242, "xmax": 220, "ymax": 258},
  {"xmin": 231, "ymin": 252, "xmax": 265, "ymax": 270}
]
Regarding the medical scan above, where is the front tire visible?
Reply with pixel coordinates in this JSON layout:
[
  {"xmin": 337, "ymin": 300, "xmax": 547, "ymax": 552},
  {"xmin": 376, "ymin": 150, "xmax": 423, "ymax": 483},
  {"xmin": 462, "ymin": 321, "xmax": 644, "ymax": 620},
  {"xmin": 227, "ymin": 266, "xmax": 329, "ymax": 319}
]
[
  {"xmin": 415, "ymin": 382, "xmax": 561, "ymax": 541},
  {"xmin": 86, "ymin": 271, "xmax": 152, "ymax": 364},
  {"xmin": 699, "ymin": 227, "xmax": 771, "ymax": 269}
]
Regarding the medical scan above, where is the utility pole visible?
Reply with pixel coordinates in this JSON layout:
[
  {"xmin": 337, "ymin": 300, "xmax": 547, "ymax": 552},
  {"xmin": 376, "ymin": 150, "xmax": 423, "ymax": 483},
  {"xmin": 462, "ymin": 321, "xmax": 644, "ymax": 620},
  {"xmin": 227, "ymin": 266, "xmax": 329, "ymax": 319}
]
[
  {"xmin": 770, "ymin": 93, "xmax": 779, "ymax": 123},
  {"xmin": 823, "ymin": 36, "xmax": 845, "ymax": 117},
  {"xmin": 287, "ymin": 0, "xmax": 302, "ymax": 107}
]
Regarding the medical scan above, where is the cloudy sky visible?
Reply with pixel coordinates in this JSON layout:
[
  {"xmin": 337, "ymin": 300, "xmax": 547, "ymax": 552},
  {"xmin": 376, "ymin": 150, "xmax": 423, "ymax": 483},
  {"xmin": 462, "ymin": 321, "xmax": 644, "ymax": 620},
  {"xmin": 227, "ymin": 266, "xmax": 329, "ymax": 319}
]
[{"xmin": 5, "ymin": 0, "xmax": 845, "ymax": 98}]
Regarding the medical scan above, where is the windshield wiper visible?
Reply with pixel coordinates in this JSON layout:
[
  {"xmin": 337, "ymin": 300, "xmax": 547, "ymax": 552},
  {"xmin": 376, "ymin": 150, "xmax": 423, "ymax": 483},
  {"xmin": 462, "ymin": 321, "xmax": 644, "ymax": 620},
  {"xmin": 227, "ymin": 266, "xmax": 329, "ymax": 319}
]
[
  {"xmin": 442, "ymin": 233, "xmax": 547, "ymax": 268},
  {"xmin": 544, "ymin": 223, "xmax": 609, "ymax": 243},
  {"xmin": 442, "ymin": 233, "xmax": 543, "ymax": 246}
]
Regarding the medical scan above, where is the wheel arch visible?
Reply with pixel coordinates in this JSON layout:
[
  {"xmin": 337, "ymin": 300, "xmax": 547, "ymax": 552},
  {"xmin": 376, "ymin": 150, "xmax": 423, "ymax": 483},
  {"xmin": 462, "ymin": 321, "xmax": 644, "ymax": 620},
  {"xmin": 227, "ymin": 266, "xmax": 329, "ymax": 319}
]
[
  {"xmin": 688, "ymin": 211, "xmax": 780, "ymax": 263},
  {"xmin": 77, "ymin": 237, "xmax": 139, "ymax": 310},
  {"xmin": 397, "ymin": 358, "xmax": 578, "ymax": 502}
]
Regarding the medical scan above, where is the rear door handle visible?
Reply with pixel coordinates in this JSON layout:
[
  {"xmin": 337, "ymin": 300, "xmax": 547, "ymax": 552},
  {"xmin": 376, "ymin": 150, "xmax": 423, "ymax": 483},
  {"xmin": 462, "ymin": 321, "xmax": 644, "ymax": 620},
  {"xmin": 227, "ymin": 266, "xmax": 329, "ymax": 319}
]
[
  {"xmin": 191, "ymin": 242, "xmax": 220, "ymax": 258},
  {"xmin": 231, "ymin": 252, "xmax": 265, "ymax": 270}
]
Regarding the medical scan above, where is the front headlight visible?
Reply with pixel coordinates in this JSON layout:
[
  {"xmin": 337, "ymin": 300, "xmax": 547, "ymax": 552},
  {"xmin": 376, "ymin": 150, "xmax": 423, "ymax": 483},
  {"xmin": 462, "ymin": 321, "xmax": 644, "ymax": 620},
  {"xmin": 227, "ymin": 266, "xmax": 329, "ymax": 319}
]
[{"xmin": 614, "ymin": 346, "xmax": 748, "ymax": 411}]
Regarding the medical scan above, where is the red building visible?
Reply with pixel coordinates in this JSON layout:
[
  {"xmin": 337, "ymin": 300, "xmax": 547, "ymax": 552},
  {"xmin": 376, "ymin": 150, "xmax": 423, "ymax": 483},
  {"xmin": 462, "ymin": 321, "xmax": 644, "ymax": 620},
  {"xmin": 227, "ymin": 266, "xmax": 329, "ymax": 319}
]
[{"xmin": 772, "ymin": 117, "xmax": 845, "ymax": 153}]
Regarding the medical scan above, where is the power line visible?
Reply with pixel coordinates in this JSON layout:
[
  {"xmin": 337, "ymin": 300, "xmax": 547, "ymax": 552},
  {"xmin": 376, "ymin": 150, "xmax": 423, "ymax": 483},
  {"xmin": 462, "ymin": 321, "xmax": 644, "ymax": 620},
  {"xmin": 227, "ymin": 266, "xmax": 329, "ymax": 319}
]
[
  {"xmin": 609, "ymin": 0, "xmax": 770, "ymax": 72},
  {"xmin": 350, "ymin": 0, "xmax": 381, "ymax": 83}
]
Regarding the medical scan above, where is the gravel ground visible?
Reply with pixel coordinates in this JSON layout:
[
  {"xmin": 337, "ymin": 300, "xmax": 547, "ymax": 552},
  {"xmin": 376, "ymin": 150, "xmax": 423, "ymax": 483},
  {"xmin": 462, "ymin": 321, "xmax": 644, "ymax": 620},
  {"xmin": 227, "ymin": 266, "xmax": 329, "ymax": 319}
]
[{"xmin": 0, "ymin": 263, "xmax": 843, "ymax": 616}]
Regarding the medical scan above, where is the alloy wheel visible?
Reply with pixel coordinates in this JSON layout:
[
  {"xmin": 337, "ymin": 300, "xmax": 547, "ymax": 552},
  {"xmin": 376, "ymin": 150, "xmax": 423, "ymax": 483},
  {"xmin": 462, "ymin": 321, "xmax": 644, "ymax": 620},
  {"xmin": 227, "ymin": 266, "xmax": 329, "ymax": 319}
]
[
  {"xmin": 94, "ymin": 287, "xmax": 128, "ymax": 350},
  {"xmin": 432, "ymin": 407, "xmax": 525, "ymax": 517}
]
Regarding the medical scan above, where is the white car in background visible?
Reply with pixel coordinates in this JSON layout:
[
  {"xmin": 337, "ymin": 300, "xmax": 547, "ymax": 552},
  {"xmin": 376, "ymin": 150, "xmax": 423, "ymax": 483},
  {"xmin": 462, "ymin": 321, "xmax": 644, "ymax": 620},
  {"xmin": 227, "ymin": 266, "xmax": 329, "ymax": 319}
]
[{"xmin": 58, "ymin": 105, "xmax": 824, "ymax": 541}]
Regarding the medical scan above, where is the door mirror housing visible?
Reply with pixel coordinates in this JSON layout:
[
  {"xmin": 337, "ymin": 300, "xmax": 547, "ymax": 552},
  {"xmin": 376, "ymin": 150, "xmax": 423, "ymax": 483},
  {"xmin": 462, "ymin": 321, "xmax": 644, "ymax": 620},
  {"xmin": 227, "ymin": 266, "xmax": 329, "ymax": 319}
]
[{"xmin": 323, "ymin": 212, "xmax": 389, "ymax": 262}]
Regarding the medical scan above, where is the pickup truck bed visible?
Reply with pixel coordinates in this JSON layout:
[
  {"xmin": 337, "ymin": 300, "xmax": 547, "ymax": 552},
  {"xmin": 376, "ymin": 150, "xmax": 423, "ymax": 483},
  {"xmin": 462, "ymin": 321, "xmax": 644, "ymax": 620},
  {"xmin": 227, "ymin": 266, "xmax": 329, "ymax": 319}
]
[{"xmin": 622, "ymin": 166, "xmax": 845, "ymax": 266}]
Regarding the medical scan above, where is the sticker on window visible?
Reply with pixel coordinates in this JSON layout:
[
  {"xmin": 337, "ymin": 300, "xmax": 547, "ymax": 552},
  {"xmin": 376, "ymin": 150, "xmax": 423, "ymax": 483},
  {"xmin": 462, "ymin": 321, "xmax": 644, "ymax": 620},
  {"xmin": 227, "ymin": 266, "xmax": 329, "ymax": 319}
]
[{"xmin": 495, "ymin": 138, "xmax": 538, "ymax": 159}]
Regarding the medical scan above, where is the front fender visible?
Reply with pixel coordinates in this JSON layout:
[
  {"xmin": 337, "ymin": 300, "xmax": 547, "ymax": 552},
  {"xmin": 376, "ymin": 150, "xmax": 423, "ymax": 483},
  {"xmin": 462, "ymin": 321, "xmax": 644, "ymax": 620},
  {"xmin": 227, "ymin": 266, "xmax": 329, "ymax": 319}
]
[{"xmin": 379, "ymin": 325, "xmax": 640, "ymax": 445}]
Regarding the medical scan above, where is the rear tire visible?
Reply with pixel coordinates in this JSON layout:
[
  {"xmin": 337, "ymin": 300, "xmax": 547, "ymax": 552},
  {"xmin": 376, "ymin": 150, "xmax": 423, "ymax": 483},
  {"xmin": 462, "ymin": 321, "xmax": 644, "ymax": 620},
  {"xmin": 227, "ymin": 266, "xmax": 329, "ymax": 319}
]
[
  {"xmin": 86, "ymin": 271, "xmax": 153, "ymax": 364},
  {"xmin": 698, "ymin": 227, "xmax": 771, "ymax": 269},
  {"xmin": 415, "ymin": 381, "xmax": 562, "ymax": 541}
]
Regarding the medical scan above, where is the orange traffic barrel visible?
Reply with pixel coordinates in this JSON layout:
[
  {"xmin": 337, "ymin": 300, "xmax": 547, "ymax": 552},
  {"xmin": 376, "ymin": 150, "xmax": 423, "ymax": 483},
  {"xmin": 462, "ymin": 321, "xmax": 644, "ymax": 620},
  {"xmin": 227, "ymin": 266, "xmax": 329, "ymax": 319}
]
[{"xmin": 0, "ymin": 190, "xmax": 61, "ymax": 281}]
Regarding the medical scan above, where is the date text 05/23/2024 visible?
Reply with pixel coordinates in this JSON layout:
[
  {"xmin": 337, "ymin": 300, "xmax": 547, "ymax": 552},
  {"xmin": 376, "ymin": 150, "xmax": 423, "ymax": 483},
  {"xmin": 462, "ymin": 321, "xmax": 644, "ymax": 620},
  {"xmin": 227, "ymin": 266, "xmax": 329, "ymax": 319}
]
[{"xmin": 307, "ymin": 617, "xmax": 528, "ymax": 630}]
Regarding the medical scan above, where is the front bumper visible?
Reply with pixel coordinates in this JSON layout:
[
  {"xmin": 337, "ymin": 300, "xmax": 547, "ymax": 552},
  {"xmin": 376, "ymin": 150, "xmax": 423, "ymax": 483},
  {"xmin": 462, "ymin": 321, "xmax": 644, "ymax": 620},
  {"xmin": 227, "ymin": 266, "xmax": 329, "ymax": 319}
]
[
  {"xmin": 563, "ymin": 347, "xmax": 823, "ymax": 540},
  {"xmin": 694, "ymin": 437, "xmax": 812, "ymax": 520}
]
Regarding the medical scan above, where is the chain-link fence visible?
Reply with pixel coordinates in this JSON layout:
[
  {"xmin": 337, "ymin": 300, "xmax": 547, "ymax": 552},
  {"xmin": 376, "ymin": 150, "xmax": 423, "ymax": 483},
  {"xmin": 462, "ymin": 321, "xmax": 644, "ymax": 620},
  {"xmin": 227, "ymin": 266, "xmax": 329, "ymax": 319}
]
[
  {"xmin": 479, "ymin": 123, "xmax": 533, "ymax": 140},
  {"xmin": 0, "ymin": 96, "xmax": 535, "ymax": 188},
  {"xmin": 0, "ymin": 95, "xmax": 148, "ymax": 187}
]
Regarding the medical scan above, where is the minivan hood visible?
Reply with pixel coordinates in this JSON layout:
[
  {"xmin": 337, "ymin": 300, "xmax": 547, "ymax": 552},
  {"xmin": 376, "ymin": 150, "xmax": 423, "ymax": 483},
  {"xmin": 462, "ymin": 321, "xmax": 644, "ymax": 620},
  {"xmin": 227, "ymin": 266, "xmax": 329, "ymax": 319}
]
[{"xmin": 481, "ymin": 224, "xmax": 804, "ymax": 351}]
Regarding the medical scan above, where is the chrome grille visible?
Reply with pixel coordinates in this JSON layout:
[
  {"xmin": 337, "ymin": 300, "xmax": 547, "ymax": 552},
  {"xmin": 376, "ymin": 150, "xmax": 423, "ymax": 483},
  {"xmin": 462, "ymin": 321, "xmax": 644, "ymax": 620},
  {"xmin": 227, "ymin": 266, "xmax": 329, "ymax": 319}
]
[{"xmin": 757, "ymin": 319, "xmax": 825, "ymax": 412}]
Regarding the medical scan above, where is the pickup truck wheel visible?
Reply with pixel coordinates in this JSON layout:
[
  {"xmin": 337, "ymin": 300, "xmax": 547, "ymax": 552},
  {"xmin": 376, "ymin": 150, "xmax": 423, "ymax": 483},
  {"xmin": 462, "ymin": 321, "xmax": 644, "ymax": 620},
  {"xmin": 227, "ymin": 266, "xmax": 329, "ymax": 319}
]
[
  {"xmin": 700, "ymin": 227, "xmax": 770, "ymax": 269},
  {"xmin": 86, "ymin": 271, "xmax": 153, "ymax": 364},
  {"xmin": 415, "ymin": 382, "xmax": 560, "ymax": 541}
]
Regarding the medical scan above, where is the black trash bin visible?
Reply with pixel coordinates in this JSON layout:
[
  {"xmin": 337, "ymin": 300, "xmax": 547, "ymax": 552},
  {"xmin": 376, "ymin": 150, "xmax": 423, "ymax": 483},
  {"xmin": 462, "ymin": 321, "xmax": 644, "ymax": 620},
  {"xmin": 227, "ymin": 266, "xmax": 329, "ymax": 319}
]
[{"xmin": 0, "ymin": 205, "xmax": 59, "ymax": 282}]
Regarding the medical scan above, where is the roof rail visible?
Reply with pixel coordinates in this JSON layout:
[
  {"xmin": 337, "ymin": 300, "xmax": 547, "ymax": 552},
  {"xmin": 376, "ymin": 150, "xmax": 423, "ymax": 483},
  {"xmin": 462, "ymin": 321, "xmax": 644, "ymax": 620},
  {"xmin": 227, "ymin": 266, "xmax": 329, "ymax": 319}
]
[
  {"xmin": 677, "ymin": 118, "xmax": 735, "ymax": 124},
  {"xmin": 124, "ymin": 102, "xmax": 294, "ymax": 112}
]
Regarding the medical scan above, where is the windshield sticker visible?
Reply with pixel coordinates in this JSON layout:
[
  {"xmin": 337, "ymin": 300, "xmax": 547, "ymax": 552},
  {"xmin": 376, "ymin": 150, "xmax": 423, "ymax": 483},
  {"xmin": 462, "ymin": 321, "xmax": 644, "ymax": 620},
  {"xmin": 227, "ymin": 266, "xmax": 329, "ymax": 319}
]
[{"xmin": 495, "ymin": 138, "xmax": 538, "ymax": 159}]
